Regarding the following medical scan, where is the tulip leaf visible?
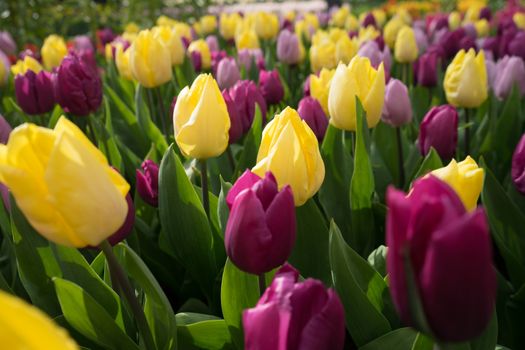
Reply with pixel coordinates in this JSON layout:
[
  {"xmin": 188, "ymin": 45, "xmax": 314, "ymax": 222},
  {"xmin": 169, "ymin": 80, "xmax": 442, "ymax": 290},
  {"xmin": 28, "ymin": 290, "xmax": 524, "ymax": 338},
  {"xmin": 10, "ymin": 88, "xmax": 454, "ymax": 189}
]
[
  {"xmin": 358, "ymin": 328, "xmax": 418, "ymax": 350},
  {"xmin": 176, "ymin": 313, "xmax": 222, "ymax": 325},
  {"xmin": 10, "ymin": 199, "xmax": 62, "ymax": 317},
  {"xmin": 373, "ymin": 122, "xmax": 400, "ymax": 186},
  {"xmin": 350, "ymin": 99, "xmax": 376, "ymax": 256},
  {"xmin": 329, "ymin": 221, "xmax": 391, "ymax": 346},
  {"xmin": 177, "ymin": 319, "xmax": 234, "ymax": 350},
  {"xmin": 158, "ymin": 145, "xmax": 218, "ymax": 297},
  {"xmin": 410, "ymin": 147, "xmax": 443, "ymax": 184},
  {"xmin": 53, "ymin": 278, "xmax": 141, "ymax": 350},
  {"xmin": 480, "ymin": 162, "xmax": 525, "ymax": 287},
  {"xmin": 367, "ymin": 245, "xmax": 387, "ymax": 277},
  {"xmin": 289, "ymin": 198, "xmax": 331, "ymax": 284},
  {"xmin": 470, "ymin": 309, "xmax": 498, "ymax": 350},
  {"xmin": 319, "ymin": 125, "xmax": 353, "ymax": 245},
  {"xmin": 410, "ymin": 333, "xmax": 434, "ymax": 350},
  {"xmin": 135, "ymin": 85, "xmax": 169, "ymax": 155},
  {"xmin": 221, "ymin": 259, "xmax": 260, "ymax": 349},
  {"xmin": 233, "ymin": 108, "xmax": 262, "ymax": 180},
  {"xmin": 218, "ymin": 178, "xmax": 232, "ymax": 237},
  {"xmin": 48, "ymin": 104, "xmax": 64, "ymax": 128}
]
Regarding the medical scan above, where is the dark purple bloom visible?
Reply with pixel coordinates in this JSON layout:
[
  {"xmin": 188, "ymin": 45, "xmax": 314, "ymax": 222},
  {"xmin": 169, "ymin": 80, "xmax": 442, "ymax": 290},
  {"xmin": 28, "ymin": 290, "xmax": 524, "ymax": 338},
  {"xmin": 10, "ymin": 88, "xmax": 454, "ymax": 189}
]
[
  {"xmin": 415, "ymin": 51, "xmax": 439, "ymax": 87},
  {"xmin": 362, "ymin": 13, "xmax": 377, "ymax": 28},
  {"xmin": 190, "ymin": 50, "xmax": 202, "ymax": 72},
  {"xmin": 226, "ymin": 80, "xmax": 267, "ymax": 135},
  {"xmin": 136, "ymin": 160, "xmax": 159, "ymax": 207},
  {"xmin": 479, "ymin": 7, "xmax": 492, "ymax": 21},
  {"xmin": 507, "ymin": 31, "xmax": 525, "ymax": 60},
  {"xmin": 418, "ymin": 105, "xmax": 458, "ymax": 160},
  {"xmin": 14, "ymin": 70, "xmax": 55, "ymax": 115},
  {"xmin": 259, "ymin": 69, "xmax": 284, "ymax": 105},
  {"xmin": 223, "ymin": 89, "xmax": 243, "ymax": 143},
  {"xmin": 97, "ymin": 28, "xmax": 116, "ymax": 46},
  {"xmin": 297, "ymin": 96, "xmax": 328, "ymax": 142}
]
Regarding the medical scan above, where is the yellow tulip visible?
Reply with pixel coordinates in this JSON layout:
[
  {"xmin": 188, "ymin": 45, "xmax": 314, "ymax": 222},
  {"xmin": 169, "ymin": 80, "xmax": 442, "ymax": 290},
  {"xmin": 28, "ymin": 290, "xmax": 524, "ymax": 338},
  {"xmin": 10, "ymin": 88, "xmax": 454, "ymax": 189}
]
[
  {"xmin": 152, "ymin": 25, "xmax": 185, "ymax": 66},
  {"xmin": 235, "ymin": 30, "xmax": 260, "ymax": 50},
  {"xmin": 295, "ymin": 20, "xmax": 312, "ymax": 42},
  {"xmin": 464, "ymin": 5, "xmax": 483, "ymax": 23},
  {"xmin": 0, "ymin": 59, "xmax": 5, "ymax": 86},
  {"xmin": 157, "ymin": 15, "xmax": 177, "ymax": 27},
  {"xmin": 384, "ymin": 18, "xmax": 405, "ymax": 48},
  {"xmin": 310, "ymin": 40, "xmax": 336, "ymax": 73},
  {"xmin": 129, "ymin": 30, "xmax": 173, "ymax": 88},
  {"xmin": 252, "ymin": 107, "xmax": 325, "ymax": 206},
  {"xmin": 310, "ymin": 68, "xmax": 335, "ymax": 116},
  {"xmin": 188, "ymin": 39, "xmax": 212, "ymax": 70},
  {"xmin": 200, "ymin": 15, "xmax": 217, "ymax": 35},
  {"xmin": 513, "ymin": 12, "xmax": 525, "ymax": 30},
  {"xmin": 444, "ymin": 49, "xmax": 487, "ymax": 108},
  {"xmin": 220, "ymin": 13, "xmax": 241, "ymax": 40},
  {"xmin": 284, "ymin": 10, "xmax": 296, "ymax": 22},
  {"xmin": 0, "ymin": 117, "xmax": 129, "ymax": 247},
  {"xmin": 124, "ymin": 22, "xmax": 140, "ymax": 34},
  {"xmin": 254, "ymin": 12, "xmax": 279, "ymax": 40},
  {"xmin": 449, "ymin": 11, "xmax": 462, "ymax": 30},
  {"xmin": 329, "ymin": 28, "xmax": 347, "ymax": 43},
  {"xmin": 457, "ymin": 0, "xmax": 486, "ymax": 13},
  {"xmin": 11, "ymin": 56, "xmax": 42, "ymax": 76},
  {"xmin": 331, "ymin": 5, "xmax": 350, "ymax": 28},
  {"xmin": 174, "ymin": 22, "xmax": 193, "ymax": 42},
  {"xmin": 431, "ymin": 156, "xmax": 484, "ymax": 211},
  {"xmin": 328, "ymin": 57, "xmax": 385, "ymax": 130},
  {"xmin": 474, "ymin": 19, "xmax": 490, "ymax": 37},
  {"xmin": 345, "ymin": 15, "xmax": 360, "ymax": 32},
  {"xmin": 41, "ymin": 35, "xmax": 67, "ymax": 70},
  {"xmin": 0, "ymin": 290, "xmax": 78, "ymax": 349},
  {"xmin": 104, "ymin": 43, "xmax": 114, "ymax": 61},
  {"xmin": 357, "ymin": 25, "xmax": 380, "ymax": 46},
  {"xmin": 311, "ymin": 30, "xmax": 329, "ymax": 46},
  {"xmin": 122, "ymin": 32, "xmax": 137, "ymax": 44},
  {"xmin": 335, "ymin": 35, "xmax": 358, "ymax": 65},
  {"xmin": 394, "ymin": 8, "xmax": 412, "ymax": 25},
  {"xmin": 192, "ymin": 22, "xmax": 203, "ymax": 37},
  {"xmin": 115, "ymin": 44, "xmax": 133, "ymax": 81},
  {"xmin": 394, "ymin": 26, "xmax": 418, "ymax": 63},
  {"xmin": 173, "ymin": 74, "xmax": 230, "ymax": 159},
  {"xmin": 304, "ymin": 13, "xmax": 320, "ymax": 30},
  {"xmin": 373, "ymin": 9, "xmax": 387, "ymax": 27}
]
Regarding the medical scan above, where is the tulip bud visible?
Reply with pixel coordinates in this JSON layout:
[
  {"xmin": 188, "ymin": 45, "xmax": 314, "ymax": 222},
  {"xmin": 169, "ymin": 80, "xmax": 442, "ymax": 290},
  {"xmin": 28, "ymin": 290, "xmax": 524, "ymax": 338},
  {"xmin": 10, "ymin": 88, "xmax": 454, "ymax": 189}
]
[
  {"xmin": 243, "ymin": 263, "xmax": 345, "ymax": 350},
  {"xmin": 200, "ymin": 15, "xmax": 217, "ymax": 35},
  {"xmin": 253, "ymin": 107, "xmax": 324, "ymax": 206},
  {"xmin": 216, "ymin": 57, "xmax": 240, "ymax": 90},
  {"xmin": 41, "ymin": 34, "xmax": 68, "ymax": 70},
  {"xmin": 297, "ymin": 96, "xmax": 328, "ymax": 142},
  {"xmin": 512, "ymin": 134, "xmax": 525, "ymax": 194},
  {"xmin": 444, "ymin": 49, "xmax": 487, "ymax": 108},
  {"xmin": 115, "ymin": 44, "xmax": 133, "ymax": 81},
  {"xmin": 328, "ymin": 56, "xmax": 385, "ymax": 131},
  {"xmin": 97, "ymin": 28, "xmax": 116, "ymax": 46},
  {"xmin": 136, "ymin": 160, "xmax": 159, "ymax": 207},
  {"xmin": 0, "ymin": 31, "xmax": 16, "ymax": 56},
  {"xmin": 174, "ymin": 74, "xmax": 230, "ymax": 159},
  {"xmin": 223, "ymin": 90, "xmax": 242, "ymax": 144},
  {"xmin": 188, "ymin": 39, "xmax": 212, "ymax": 70},
  {"xmin": 413, "ymin": 27, "xmax": 428, "ymax": 54},
  {"xmin": 211, "ymin": 50, "xmax": 227, "ymax": 75},
  {"xmin": 384, "ymin": 18, "xmax": 405, "ymax": 48},
  {"xmin": 382, "ymin": 79, "xmax": 412, "ymax": 127},
  {"xmin": 152, "ymin": 25, "xmax": 185, "ymax": 66},
  {"xmin": 310, "ymin": 68, "xmax": 335, "ymax": 115},
  {"xmin": 11, "ymin": 56, "xmax": 43, "ymax": 76},
  {"xmin": 54, "ymin": 53, "xmax": 102, "ymax": 116},
  {"xmin": 235, "ymin": 30, "xmax": 260, "ymax": 50},
  {"xmin": 309, "ymin": 40, "xmax": 337, "ymax": 73},
  {"xmin": 225, "ymin": 171, "xmax": 296, "ymax": 274},
  {"xmin": 237, "ymin": 48, "xmax": 264, "ymax": 72},
  {"xmin": 259, "ymin": 69, "xmax": 284, "ymax": 105},
  {"xmin": 418, "ymin": 105, "xmax": 458, "ymax": 160},
  {"xmin": 479, "ymin": 7, "xmax": 492, "ymax": 21},
  {"xmin": 493, "ymin": 56, "xmax": 525, "ymax": 100},
  {"xmin": 449, "ymin": 11, "xmax": 462, "ymax": 30},
  {"xmin": 206, "ymin": 35, "xmax": 219, "ymax": 52},
  {"xmin": 395, "ymin": 26, "xmax": 418, "ymax": 63},
  {"xmin": 508, "ymin": 31, "xmax": 525, "ymax": 61},
  {"xmin": 415, "ymin": 51, "xmax": 439, "ymax": 87},
  {"xmin": 335, "ymin": 35, "xmax": 358, "ymax": 65},
  {"xmin": 357, "ymin": 40, "xmax": 392, "ymax": 71},
  {"xmin": 220, "ymin": 13, "xmax": 241, "ymax": 40},
  {"xmin": 386, "ymin": 176, "xmax": 496, "ymax": 342},
  {"xmin": 14, "ymin": 70, "xmax": 55, "ymax": 116},
  {"xmin": 277, "ymin": 30, "xmax": 302, "ymax": 65},
  {"xmin": 254, "ymin": 12, "xmax": 280, "ymax": 40},
  {"xmin": 362, "ymin": 12, "xmax": 377, "ymax": 28}
]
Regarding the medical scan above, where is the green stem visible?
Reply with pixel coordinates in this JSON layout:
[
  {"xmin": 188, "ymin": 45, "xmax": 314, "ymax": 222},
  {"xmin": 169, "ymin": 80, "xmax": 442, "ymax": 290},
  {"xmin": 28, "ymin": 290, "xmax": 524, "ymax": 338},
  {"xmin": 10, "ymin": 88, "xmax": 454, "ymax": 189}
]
[
  {"xmin": 200, "ymin": 159, "xmax": 210, "ymax": 218},
  {"xmin": 86, "ymin": 114, "xmax": 98, "ymax": 146},
  {"xmin": 100, "ymin": 241, "xmax": 156, "ymax": 350},
  {"xmin": 226, "ymin": 146, "xmax": 235, "ymax": 173},
  {"xmin": 396, "ymin": 127, "xmax": 405, "ymax": 189},
  {"xmin": 258, "ymin": 273, "xmax": 266, "ymax": 296},
  {"xmin": 464, "ymin": 108, "xmax": 470, "ymax": 156},
  {"xmin": 154, "ymin": 87, "xmax": 169, "ymax": 139}
]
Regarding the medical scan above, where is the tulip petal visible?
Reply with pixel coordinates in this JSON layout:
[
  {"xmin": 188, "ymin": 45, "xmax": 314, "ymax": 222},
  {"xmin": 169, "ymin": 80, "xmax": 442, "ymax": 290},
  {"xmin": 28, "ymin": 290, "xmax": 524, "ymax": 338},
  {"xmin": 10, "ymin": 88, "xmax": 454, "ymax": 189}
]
[{"xmin": 226, "ymin": 170, "xmax": 261, "ymax": 209}]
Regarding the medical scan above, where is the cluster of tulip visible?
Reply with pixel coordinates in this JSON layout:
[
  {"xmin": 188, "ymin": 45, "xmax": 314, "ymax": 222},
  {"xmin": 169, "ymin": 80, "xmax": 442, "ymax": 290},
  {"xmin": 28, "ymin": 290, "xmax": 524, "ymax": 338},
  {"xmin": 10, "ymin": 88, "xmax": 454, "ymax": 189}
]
[{"xmin": 0, "ymin": 0, "xmax": 524, "ymax": 349}]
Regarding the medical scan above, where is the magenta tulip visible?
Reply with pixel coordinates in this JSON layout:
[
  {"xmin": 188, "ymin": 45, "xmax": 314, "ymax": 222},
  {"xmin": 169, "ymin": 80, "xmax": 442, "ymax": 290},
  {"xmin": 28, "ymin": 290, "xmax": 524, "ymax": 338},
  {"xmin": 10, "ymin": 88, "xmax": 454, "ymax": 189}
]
[
  {"xmin": 297, "ymin": 96, "xmax": 328, "ymax": 142},
  {"xmin": 259, "ymin": 69, "xmax": 284, "ymax": 105},
  {"xmin": 136, "ymin": 160, "xmax": 159, "ymax": 207},
  {"xmin": 14, "ymin": 70, "xmax": 56, "ymax": 115},
  {"xmin": 418, "ymin": 105, "xmax": 458, "ymax": 160}
]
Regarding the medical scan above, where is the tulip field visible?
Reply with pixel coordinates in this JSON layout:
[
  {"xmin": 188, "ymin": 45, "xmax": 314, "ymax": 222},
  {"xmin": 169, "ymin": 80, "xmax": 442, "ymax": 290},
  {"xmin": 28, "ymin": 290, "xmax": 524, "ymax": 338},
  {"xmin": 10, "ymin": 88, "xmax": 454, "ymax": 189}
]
[{"xmin": 1, "ymin": 0, "xmax": 525, "ymax": 349}]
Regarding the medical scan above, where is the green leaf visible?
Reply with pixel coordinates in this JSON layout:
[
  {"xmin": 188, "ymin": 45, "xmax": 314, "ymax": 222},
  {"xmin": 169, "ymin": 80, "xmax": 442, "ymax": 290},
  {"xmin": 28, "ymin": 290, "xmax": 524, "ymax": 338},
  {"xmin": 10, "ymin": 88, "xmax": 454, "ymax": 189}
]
[
  {"xmin": 158, "ymin": 145, "xmax": 217, "ymax": 296},
  {"xmin": 410, "ymin": 147, "xmax": 443, "ymax": 184},
  {"xmin": 329, "ymin": 221, "xmax": 391, "ymax": 346},
  {"xmin": 48, "ymin": 105, "xmax": 64, "ymax": 128},
  {"xmin": 218, "ymin": 178, "xmax": 232, "ymax": 237},
  {"xmin": 98, "ymin": 97, "xmax": 123, "ymax": 171},
  {"xmin": 135, "ymin": 85, "xmax": 169, "ymax": 155},
  {"xmin": 359, "ymin": 328, "xmax": 418, "ymax": 350},
  {"xmin": 233, "ymin": 108, "xmax": 262, "ymax": 180},
  {"xmin": 221, "ymin": 259, "xmax": 260, "ymax": 348},
  {"xmin": 177, "ymin": 320, "xmax": 234, "ymax": 350},
  {"xmin": 289, "ymin": 198, "xmax": 331, "ymax": 284},
  {"xmin": 411, "ymin": 333, "xmax": 434, "ymax": 350},
  {"xmin": 373, "ymin": 122, "xmax": 400, "ymax": 185},
  {"xmin": 176, "ymin": 313, "xmax": 221, "ymax": 326},
  {"xmin": 53, "ymin": 278, "xmax": 140, "ymax": 350},
  {"xmin": 470, "ymin": 310, "xmax": 497, "ymax": 350},
  {"xmin": 367, "ymin": 245, "xmax": 387, "ymax": 277}
]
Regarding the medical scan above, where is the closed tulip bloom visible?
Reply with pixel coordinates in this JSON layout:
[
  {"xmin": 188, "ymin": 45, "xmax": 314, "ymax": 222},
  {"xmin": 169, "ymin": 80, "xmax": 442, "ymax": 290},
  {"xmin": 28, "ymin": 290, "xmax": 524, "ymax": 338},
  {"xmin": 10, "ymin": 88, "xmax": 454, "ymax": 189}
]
[
  {"xmin": 188, "ymin": 39, "xmax": 212, "ymax": 70},
  {"xmin": 0, "ymin": 115, "xmax": 11, "ymax": 145},
  {"xmin": 418, "ymin": 105, "xmax": 458, "ymax": 160},
  {"xmin": 225, "ymin": 171, "xmax": 295, "ymax": 274},
  {"xmin": 328, "ymin": 56, "xmax": 385, "ymax": 130},
  {"xmin": 277, "ymin": 30, "xmax": 302, "ymax": 65},
  {"xmin": 236, "ymin": 30, "xmax": 260, "ymax": 50},
  {"xmin": 493, "ymin": 56, "xmax": 525, "ymax": 100},
  {"xmin": 386, "ymin": 176, "xmax": 495, "ymax": 342},
  {"xmin": 507, "ymin": 32, "xmax": 525, "ymax": 61},
  {"xmin": 382, "ymin": 79, "xmax": 412, "ymax": 127},
  {"xmin": 253, "ymin": 107, "xmax": 324, "ymax": 206},
  {"xmin": 14, "ymin": 70, "xmax": 55, "ymax": 115},
  {"xmin": 54, "ymin": 53, "xmax": 102, "ymax": 116},
  {"xmin": 331, "ymin": 5, "xmax": 350, "ymax": 28},
  {"xmin": 226, "ymin": 80, "xmax": 267, "ymax": 138},
  {"xmin": 475, "ymin": 19, "xmax": 490, "ymax": 37},
  {"xmin": 223, "ymin": 90, "xmax": 243, "ymax": 143},
  {"xmin": 220, "ymin": 13, "xmax": 241, "ymax": 40},
  {"xmin": 431, "ymin": 156, "xmax": 484, "ymax": 211},
  {"xmin": 11, "ymin": 56, "xmax": 43, "ymax": 76},
  {"xmin": 0, "ymin": 290, "xmax": 79, "ymax": 349},
  {"xmin": 243, "ymin": 263, "xmax": 345, "ymax": 350},
  {"xmin": 200, "ymin": 15, "xmax": 217, "ymax": 35},
  {"xmin": 362, "ymin": 12, "xmax": 377, "ymax": 28},
  {"xmin": 216, "ymin": 57, "xmax": 240, "ymax": 90},
  {"xmin": 255, "ymin": 12, "xmax": 280, "ymax": 40},
  {"xmin": 384, "ymin": 18, "xmax": 405, "ymax": 48},
  {"xmin": 136, "ymin": 159, "xmax": 159, "ymax": 207},
  {"xmin": 416, "ymin": 51, "xmax": 439, "ymax": 87},
  {"xmin": 0, "ymin": 51, "xmax": 9, "ymax": 86},
  {"xmin": 73, "ymin": 35, "xmax": 94, "ymax": 52},
  {"xmin": 298, "ymin": 96, "xmax": 328, "ymax": 142},
  {"xmin": 237, "ymin": 48, "xmax": 264, "ymax": 72},
  {"xmin": 41, "ymin": 35, "xmax": 67, "ymax": 70},
  {"xmin": 152, "ymin": 25, "xmax": 185, "ymax": 66},
  {"xmin": 444, "ymin": 49, "xmax": 488, "ymax": 108},
  {"xmin": 335, "ymin": 35, "xmax": 358, "ymax": 65},
  {"xmin": 211, "ymin": 50, "xmax": 227, "ymax": 75},
  {"xmin": 259, "ymin": 69, "xmax": 284, "ymax": 105},
  {"xmin": 130, "ymin": 30, "xmax": 173, "ymax": 88},
  {"xmin": 513, "ymin": 12, "xmax": 525, "ymax": 30},
  {"xmin": 511, "ymin": 134, "xmax": 525, "ymax": 194},
  {"xmin": 0, "ymin": 117, "xmax": 130, "ymax": 247},
  {"xmin": 449, "ymin": 11, "xmax": 462, "ymax": 30},
  {"xmin": 310, "ymin": 40, "xmax": 337, "ymax": 73},
  {"xmin": 206, "ymin": 35, "xmax": 219, "ymax": 52},
  {"xmin": 395, "ymin": 26, "xmax": 418, "ymax": 63},
  {"xmin": 310, "ymin": 68, "xmax": 335, "ymax": 115},
  {"xmin": 115, "ymin": 44, "xmax": 133, "ymax": 81},
  {"xmin": 174, "ymin": 74, "xmax": 230, "ymax": 159},
  {"xmin": 0, "ymin": 31, "xmax": 16, "ymax": 56},
  {"xmin": 413, "ymin": 27, "xmax": 428, "ymax": 54},
  {"xmin": 357, "ymin": 40, "xmax": 392, "ymax": 71}
]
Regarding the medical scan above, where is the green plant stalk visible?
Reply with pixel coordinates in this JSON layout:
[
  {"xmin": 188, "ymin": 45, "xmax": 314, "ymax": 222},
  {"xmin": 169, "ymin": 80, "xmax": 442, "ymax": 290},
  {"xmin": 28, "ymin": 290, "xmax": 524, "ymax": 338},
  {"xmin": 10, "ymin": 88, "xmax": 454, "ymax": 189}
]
[
  {"xmin": 200, "ymin": 159, "xmax": 210, "ymax": 218},
  {"xmin": 154, "ymin": 87, "xmax": 169, "ymax": 139},
  {"xmin": 396, "ymin": 127, "xmax": 405, "ymax": 188},
  {"xmin": 100, "ymin": 240, "xmax": 156, "ymax": 350}
]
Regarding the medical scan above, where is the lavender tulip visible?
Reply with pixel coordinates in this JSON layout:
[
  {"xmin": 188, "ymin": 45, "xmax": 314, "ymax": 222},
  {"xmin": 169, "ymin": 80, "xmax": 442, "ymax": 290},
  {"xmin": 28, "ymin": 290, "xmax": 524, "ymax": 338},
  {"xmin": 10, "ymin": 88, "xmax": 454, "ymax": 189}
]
[
  {"xmin": 415, "ymin": 51, "xmax": 439, "ymax": 87},
  {"xmin": 297, "ymin": 96, "xmax": 328, "ymax": 142},
  {"xmin": 217, "ymin": 57, "xmax": 240, "ymax": 90},
  {"xmin": 494, "ymin": 56, "xmax": 525, "ymax": 99},
  {"xmin": 259, "ymin": 69, "xmax": 284, "ymax": 105},
  {"xmin": 357, "ymin": 40, "xmax": 392, "ymax": 71},
  {"xmin": 136, "ymin": 160, "xmax": 159, "ymax": 207},
  {"xmin": 277, "ymin": 30, "xmax": 301, "ymax": 65},
  {"xmin": 418, "ymin": 105, "xmax": 458, "ymax": 160},
  {"xmin": 414, "ymin": 27, "xmax": 428, "ymax": 54},
  {"xmin": 206, "ymin": 35, "xmax": 219, "ymax": 52},
  {"xmin": 0, "ymin": 31, "xmax": 16, "ymax": 56},
  {"xmin": 225, "ymin": 80, "xmax": 267, "ymax": 140},
  {"xmin": 237, "ymin": 48, "xmax": 264, "ymax": 72},
  {"xmin": 15, "ymin": 70, "xmax": 56, "ymax": 115},
  {"xmin": 382, "ymin": 79, "xmax": 412, "ymax": 127},
  {"xmin": 508, "ymin": 31, "xmax": 525, "ymax": 61}
]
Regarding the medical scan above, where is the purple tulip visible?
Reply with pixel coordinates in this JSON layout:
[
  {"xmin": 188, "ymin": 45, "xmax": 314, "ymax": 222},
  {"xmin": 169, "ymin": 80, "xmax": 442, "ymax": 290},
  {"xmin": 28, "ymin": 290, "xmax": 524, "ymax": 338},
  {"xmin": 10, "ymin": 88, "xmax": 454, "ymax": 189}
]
[
  {"xmin": 386, "ymin": 176, "xmax": 496, "ymax": 342},
  {"xmin": 73, "ymin": 35, "xmax": 95, "ymax": 52},
  {"xmin": 362, "ymin": 13, "xmax": 377, "ymax": 28},
  {"xmin": 317, "ymin": 12, "xmax": 330, "ymax": 27},
  {"xmin": 107, "ymin": 193, "xmax": 135, "ymax": 246},
  {"xmin": 414, "ymin": 27, "xmax": 428, "ymax": 54},
  {"xmin": 223, "ymin": 90, "xmax": 243, "ymax": 143},
  {"xmin": 243, "ymin": 263, "xmax": 345, "ymax": 350},
  {"xmin": 0, "ymin": 31, "xmax": 16, "ymax": 56},
  {"xmin": 439, "ymin": 28, "xmax": 468, "ymax": 59},
  {"xmin": 507, "ymin": 31, "xmax": 525, "ymax": 61},
  {"xmin": 237, "ymin": 48, "xmax": 264, "ymax": 72},
  {"xmin": 512, "ymin": 134, "xmax": 525, "ymax": 194},
  {"xmin": 418, "ymin": 105, "xmax": 458, "ymax": 160},
  {"xmin": 463, "ymin": 24, "xmax": 478, "ymax": 39},
  {"xmin": 494, "ymin": 56, "xmax": 525, "ymax": 99},
  {"xmin": 303, "ymin": 76, "xmax": 311, "ymax": 96},
  {"xmin": 217, "ymin": 57, "xmax": 240, "ymax": 90},
  {"xmin": 479, "ymin": 7, "xmax": 492, "ymax": 21},
  {"xmin": 54, "ymin": 53, "xmax": 102, "ymax": 116},
  {"xmin": 277, "ymin": 30, "xmax": 301, "ymax": 65},
  {"xmin": 136, "ymin": 160, "xmax": 159, "ymax": 207},
  {"xmin": 259, "ymin": 69, "xmax": 284, "ymax": 105},
  {"xmin": 206, "ymin": 35, "xmax": 219, "ymax": 52},
  {"xmin": 375, "ymin": 35, "xmax": 386, "ymax": 51},
  {"xmin": 415, "ymin": 51, "xmax": 439, "ymax": 87},
  {"xmin": 358, "ymin": 40, "xmax": 392, "ymax": 71},
  {"xmin": 14, "ymin": 70, "xmax": 55, "ymax": 115},
  {"xmin": 227, "ymin": 80, "xmax": 267, "ymax": 132},
  {"xmin": 482, "ymin": 37, "xmax": 498, "ymax": 58},
  {"xmin": 190, "ymin": 50, "xmax": 202, "ymax": 72},
  {"xmin": 97, "ymin": 28, "xmax": 116, "ymax": 46},
  {"xmin": 485, "ymin": 57, "xmax": 497, "ymax": 90},
  {"xmin": 297, "ymin": 96, "xmax": 328, "ymax": 142},
  {"xmin": 0, "ymin": 115, "xmax": 11, "ymax": 210},
  {"xmin": 459, "ymin": 35, "xmax": 477, "ymax": 52},
  {"xmin": 225, "ymin": 171, "xmax": 296, "ymax": 275},
  {"xmin": 211, "ymin": 50, "xmax": 227, "ymax": 75},
  {"xmin": 382, "ymin": 79, "xmax": 412, "ymax": 127}
]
